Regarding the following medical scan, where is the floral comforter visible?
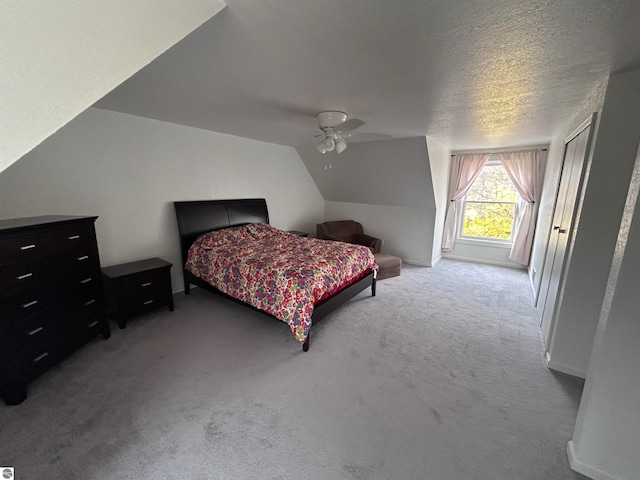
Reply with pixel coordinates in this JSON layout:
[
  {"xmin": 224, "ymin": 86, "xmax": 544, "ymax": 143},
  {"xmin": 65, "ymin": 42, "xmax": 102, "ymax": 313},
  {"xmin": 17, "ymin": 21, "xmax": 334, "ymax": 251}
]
[{"xmin": 186, "ymin": 223, "xmax": 377, "ymax": 343}]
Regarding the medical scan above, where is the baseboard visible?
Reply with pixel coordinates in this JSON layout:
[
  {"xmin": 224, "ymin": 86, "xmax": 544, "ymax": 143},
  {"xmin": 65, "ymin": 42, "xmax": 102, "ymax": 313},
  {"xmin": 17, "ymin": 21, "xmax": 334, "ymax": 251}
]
[
  {"xmin": 529, "ymin": 272, "xmax": 538, "ymax": 301},
  {"xmin": 402, "ymin": 259, "xmax": 432, "ymax": 267},
  {"xmin": 431, "ymin": 255, "xmax": 442, "ymax": 266},
  {"xmin": 567, "ymin": 441, "xmax": 628, "ymax": 480},
  {"xmin": 546, "ymin": 353, "xmax": 587, "ymax": 379},
  {"xmin": 441, "ymin": 253, "xmax": 526, "ymax": 269}
]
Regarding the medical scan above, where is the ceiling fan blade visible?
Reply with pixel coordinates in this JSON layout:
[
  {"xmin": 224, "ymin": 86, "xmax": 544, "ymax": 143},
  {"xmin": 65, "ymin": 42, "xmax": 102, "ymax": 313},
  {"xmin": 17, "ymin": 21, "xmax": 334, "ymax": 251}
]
[
  {"xmin": 336, "ymin": 118, "xmax": 365, "ymax": 132},
  {"xmin": 343, "ymin": 132, "xmax": 393, "ymax": 142}
]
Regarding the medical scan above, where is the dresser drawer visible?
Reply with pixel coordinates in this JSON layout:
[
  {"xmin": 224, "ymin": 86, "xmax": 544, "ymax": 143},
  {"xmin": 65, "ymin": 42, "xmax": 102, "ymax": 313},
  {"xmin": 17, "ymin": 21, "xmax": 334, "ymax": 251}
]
[
  {"xmin": 0, "ymin": 231, "xmax": 51, "ymax": 265},
  {"xmin": 61, "ymin": 287, "xmax": 106, "ymax": 322},
  {"xmin": 0, "ymin": 215, "xmax": 108, "ymax": 405},
  {"xmin": 4, "ymin": 307, "xmax": 61, "ymax": 350},
  {"xmin": 0, "ymin": 289, "xmax": 56, "ymax": 325},
  {"xmin": 48, "ymin": 222, "xmax": 96, "ymax": 252},
  {"xmin": 61, "ymin": 266, "xmax": 102, "ymax": 296},
  {"xmin": 17, "ymin": 336, "xmax": 59, "ymax": 382},
  {"xmin": 58, "ymin": 288, "xmax": 107, "ymax": 349},
  {"xmin": 0, "ymin": 259, "xmax": 55, "ymax": 297}
]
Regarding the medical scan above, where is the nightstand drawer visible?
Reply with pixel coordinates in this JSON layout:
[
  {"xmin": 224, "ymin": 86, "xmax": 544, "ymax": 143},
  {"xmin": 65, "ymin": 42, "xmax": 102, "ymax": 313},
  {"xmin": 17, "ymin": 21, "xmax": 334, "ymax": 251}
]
[
  {"xmin": 121, "ymin": 270, "xmax": 168, "ymax": 298},
  {"xmin": 121, "ymin": 270, "xmax": 171, "ymax": 315},
  {"xmin": 102, "ymin": 257, "xmax": 173, "ymax": 329}
]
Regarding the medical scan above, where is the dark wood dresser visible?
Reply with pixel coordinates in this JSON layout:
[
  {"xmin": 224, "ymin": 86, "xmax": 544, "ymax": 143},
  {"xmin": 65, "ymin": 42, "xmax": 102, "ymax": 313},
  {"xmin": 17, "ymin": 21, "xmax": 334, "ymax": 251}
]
[{"xmin": 0, "ymin": 215, "xmax": 110, "ymax": 405}]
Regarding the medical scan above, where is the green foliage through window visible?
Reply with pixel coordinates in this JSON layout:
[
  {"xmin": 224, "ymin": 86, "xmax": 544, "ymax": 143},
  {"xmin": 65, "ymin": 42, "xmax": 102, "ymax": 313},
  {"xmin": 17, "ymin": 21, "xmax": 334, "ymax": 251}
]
[{"xmin": 461, "ymin": 164, "xmax": 518, "ymax": 240}]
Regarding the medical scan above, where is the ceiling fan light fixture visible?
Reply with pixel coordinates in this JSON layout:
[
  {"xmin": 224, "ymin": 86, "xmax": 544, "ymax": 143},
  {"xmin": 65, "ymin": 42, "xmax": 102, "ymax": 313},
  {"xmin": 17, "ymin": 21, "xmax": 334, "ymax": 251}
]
[
  {"xmin": 317, "ymin": 111, "xmax": 348, "ymax": 129},
  {"xmin": 316, "ymin": 142, "xmax": 327, "ymax": 154},
  {"xmin": 335, "ymin": 136, "xmax": 347, "ymax": 153},
  {"xmin": 323, "ymin": 136, "xmax": 335, "ymax": 152}
]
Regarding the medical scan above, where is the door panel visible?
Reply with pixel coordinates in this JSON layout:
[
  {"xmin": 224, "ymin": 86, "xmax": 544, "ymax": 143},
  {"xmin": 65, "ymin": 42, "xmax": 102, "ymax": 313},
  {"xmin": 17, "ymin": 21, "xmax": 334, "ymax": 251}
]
[
  {"xmin": 536, "ymin": 139, "xmax": 577, "ymax": 313},
  {"xmin": 538, "ymin": 117, "xmax": 594, "ymax": 347}
]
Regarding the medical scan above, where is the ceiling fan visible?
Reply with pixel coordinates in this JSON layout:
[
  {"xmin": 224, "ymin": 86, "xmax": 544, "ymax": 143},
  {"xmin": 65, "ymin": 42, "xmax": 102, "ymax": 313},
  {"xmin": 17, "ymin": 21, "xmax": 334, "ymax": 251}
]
[{"xmin": 314, "ymin": 111, "xmax": 366, "ymax": 154}]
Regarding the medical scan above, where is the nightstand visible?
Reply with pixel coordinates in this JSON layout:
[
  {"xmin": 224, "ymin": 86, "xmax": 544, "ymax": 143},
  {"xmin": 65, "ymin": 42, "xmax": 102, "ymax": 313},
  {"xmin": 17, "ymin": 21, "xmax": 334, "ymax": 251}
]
[
  {"xmin": 287, "ymin": 230, "xmax": 309, "ymax": 237},
  {"xmin": 102, "ymin": 258, "xmax": 173, "ymax": 328}
]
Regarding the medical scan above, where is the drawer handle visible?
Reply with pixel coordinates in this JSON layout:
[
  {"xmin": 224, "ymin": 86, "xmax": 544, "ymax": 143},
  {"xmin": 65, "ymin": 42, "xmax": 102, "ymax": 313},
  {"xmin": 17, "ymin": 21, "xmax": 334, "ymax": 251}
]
[
  {"xmin": 84, "ymin": 299, "xmax": 96, "ymax": 306},
  {"xmin": 33, "ymin": 352, "xmax": 49, "ymax": 364},
  {"xmin": 87, "ymin": 320, "xmax": 99, "ymax": 328},
  {"xmin": 28, "ymin": 326, "xmax": 44, "ymax": 336},
  {"xmin": 17, "ymin": 272, "xmax": 33, "ymax": 280},
  {"xmin": 22, "ymin": 300, "xmax": 38, "ymax": 308},
  {"xmin": 20, "ymin": 244, "xmax": 36, "ymax": 250},
  {"xmin": 77, "ymin": 255, "xmax": 89, "ymax": 261},
  {"xmin": 143, "ymin": 300, "xmax": 154, "ymax": 305},
  {"xmin": 68, "ymin": 235, "xmax": 80, "ymax": 240},
  {"xmin": 141, "ymin": 282, "xmax": 152, "ymax": 287},
  {"xmin": 80, "ymin": 277, "xmax": 93, "ymax": 284}
]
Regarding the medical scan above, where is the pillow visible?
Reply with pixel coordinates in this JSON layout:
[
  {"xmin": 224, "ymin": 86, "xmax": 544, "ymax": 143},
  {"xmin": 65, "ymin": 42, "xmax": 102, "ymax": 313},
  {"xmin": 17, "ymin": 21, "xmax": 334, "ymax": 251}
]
[
  {"xmin": 193, "ymin": 225, "xmax": 255, "ymax": 249},
  {"xmin": 244, "ymin": 223, "xmax": 280, "ymax": 239}
]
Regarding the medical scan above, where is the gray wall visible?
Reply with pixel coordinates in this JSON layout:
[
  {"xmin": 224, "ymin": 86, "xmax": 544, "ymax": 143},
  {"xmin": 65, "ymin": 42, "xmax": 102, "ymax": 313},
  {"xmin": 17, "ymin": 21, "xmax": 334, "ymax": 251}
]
[
  {"xmin": 545, "ymin": 69, "xmax": 640, "ymax": 377},
  {"xmin": 529, "ymin": 81, "xmax": 607, "ymax": 299},
  {"xmin": 426, "ymin": 137, "xmax": 450, "ymax": 264},
  {"xmin": 298, "ymin": 136, "xmax": 438, "ymax": 265},
  {"xmin": 569, "ymin": 142, "xmax": 640, "ymax": 480},
  {"xmin": 297, "ymin": 137, "xmax": 434, "ymax": 209},
  {"xmin": 0, "ymin": 107, "xmax": 325, "ymax": 293}
]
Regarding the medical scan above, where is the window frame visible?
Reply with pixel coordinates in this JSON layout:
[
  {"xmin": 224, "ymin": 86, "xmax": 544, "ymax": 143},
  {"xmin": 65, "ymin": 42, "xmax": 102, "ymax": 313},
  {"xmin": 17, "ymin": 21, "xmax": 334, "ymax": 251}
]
[{"xmin": 457, "ymin": 159, "xmax": 519, "ymax": 245}]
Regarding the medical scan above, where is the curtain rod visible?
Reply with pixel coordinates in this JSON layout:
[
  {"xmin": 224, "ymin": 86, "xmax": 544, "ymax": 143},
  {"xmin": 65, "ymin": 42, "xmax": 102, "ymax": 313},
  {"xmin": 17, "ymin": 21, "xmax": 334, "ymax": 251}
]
[{"xmin": 451, "ymin": 148, "xmax": 547, "ymax": 157}]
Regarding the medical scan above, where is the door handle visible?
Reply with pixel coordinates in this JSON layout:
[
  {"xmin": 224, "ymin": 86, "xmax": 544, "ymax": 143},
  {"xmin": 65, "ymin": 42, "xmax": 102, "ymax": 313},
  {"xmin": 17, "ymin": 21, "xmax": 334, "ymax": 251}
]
[
  {"xmin": 558, "ymin": 228, "xmax": 567, "ymax": 234},
  {"xmin": 553, "ymin": 225, "xmax": 560, "ymax": 230}
]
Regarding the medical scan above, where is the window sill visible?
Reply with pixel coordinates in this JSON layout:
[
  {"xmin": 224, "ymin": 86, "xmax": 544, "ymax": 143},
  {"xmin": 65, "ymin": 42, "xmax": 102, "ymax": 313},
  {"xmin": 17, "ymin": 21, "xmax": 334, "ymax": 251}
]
[{"xmin": 455, "ymin": 237, "xmax": 513, "ymax": 249}]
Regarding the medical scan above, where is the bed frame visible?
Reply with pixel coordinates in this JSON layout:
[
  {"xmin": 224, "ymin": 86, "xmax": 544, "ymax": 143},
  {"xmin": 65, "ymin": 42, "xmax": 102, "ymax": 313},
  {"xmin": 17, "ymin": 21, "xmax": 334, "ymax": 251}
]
[{"xmin": 173, "ymin": 198, "xmax": 376, "ymax": 351}]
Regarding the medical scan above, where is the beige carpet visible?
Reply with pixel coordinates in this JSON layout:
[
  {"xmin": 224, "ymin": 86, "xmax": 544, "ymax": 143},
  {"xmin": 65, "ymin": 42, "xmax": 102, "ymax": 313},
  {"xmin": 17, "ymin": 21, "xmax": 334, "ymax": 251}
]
[{"xmin": 0, "ymin": 259, "xmax": 587, "ymax": 479}]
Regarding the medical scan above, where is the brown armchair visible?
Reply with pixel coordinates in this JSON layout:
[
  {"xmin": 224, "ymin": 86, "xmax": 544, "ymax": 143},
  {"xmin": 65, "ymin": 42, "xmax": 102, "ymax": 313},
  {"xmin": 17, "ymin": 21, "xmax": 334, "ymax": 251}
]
[{"xmin": 316, "ymin": 220, "xmax": 382, "ymax": 254}]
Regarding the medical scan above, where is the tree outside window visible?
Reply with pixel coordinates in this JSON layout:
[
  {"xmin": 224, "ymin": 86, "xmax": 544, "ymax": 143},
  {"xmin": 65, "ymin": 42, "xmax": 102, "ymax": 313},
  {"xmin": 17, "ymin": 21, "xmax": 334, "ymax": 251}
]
[{"xmin": 461, "ymin": 163, "xmax": 518, "ymax": 240}]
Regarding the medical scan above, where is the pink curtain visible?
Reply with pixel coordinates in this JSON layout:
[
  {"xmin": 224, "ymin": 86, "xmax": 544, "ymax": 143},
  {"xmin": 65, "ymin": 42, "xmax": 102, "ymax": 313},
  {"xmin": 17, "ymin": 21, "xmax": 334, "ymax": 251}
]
[
  {"xmin": 441, "ymin": 153, "xmax": 490, "ymax": 252},
  {"xmin": 499, "ymin": 149, "xmax": 540, "ymax": 265}
]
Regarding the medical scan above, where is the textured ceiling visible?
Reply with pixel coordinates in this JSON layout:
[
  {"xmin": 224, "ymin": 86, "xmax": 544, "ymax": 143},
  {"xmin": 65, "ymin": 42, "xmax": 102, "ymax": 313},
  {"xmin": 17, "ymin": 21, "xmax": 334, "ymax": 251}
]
[{"xmin": 94, "ymin": 0, "xmax": 640, "ymax": 150}]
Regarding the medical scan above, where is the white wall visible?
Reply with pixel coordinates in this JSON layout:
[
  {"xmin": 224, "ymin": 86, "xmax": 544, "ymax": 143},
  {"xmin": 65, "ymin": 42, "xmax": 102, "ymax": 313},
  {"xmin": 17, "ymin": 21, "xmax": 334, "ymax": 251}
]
[
  {"xmin": 426, "ymin": 137, "xmax": 450, "ymax": 264},
  {"xmin": 444, "ymin": 148, "xmax": 547, "ymax": 270},
  {"xmin": 297, "ymin": 137, "xmax": 434, "ymax": 209},
  {"xmin": 0, "ymin": 0, "xmax": 226, "ymax": 173},
  {"xmin": 546, "ymin": 69, "xmax": 640, "ymax": 378},
  {"xmin": 298, "ymin": 136, "xmax": 436, "ymax": 265},
  {"xmin": 0, "ymin": 108, "xmax": 324, "ymax": 293},
  {"xmin": 324, "ymin": 201, "xmax": 433, "ymax": 265},
  {"xmin": 529, "ymin": 82, "xmax": 607, "ymax": 300},
  {"xmin": 569, "ymin": 147, "xmax": 640, "ymax": 480},
  {"xmin": 446, "ymin": 240, "xmax": 522, "ymax": 268}
]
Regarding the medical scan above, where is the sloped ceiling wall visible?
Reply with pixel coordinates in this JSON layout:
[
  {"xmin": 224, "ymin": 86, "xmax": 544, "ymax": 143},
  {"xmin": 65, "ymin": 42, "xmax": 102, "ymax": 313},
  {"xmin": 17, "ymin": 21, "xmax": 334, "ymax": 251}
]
[
  {"xmin": 0, "ymin": 0, "xmax": 226, "ymax": 173},
  {"xmin": 297, "ymin": 137, "xmax": 434, "ymax": 209},
  {"xmin": 298, "ymin": 136, "xmax": 442, "ymax": 265}
]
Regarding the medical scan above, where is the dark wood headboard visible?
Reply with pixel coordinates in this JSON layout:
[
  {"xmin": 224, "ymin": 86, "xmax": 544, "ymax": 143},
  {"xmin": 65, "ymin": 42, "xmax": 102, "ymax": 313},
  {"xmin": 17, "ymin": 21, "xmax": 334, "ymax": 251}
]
[{"xmin": 173, "ymin": 198, "xmax": 269, "ymax": 266}]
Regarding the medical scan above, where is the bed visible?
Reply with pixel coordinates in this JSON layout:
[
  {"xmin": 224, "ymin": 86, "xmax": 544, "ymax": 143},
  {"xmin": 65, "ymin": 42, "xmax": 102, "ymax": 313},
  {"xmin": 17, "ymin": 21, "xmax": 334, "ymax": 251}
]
[{"xmin": 173, "ymin": 198, "xmax": 377, "ymax": 351}]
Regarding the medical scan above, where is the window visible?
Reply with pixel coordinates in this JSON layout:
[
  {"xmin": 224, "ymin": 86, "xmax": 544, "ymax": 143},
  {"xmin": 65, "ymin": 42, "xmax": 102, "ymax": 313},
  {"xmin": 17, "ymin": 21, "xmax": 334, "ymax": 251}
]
[{"xmin": 460, "ymin": 162, "xmax": 518, "ymax": 241}]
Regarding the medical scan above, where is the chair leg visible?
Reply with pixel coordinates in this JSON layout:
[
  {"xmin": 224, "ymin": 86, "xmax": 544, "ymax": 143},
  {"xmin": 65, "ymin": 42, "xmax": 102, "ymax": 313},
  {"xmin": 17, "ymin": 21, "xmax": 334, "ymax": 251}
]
[
  {"xmin": 372, "ymin": 278, "xmax": 377, "ymax": 297},
  {"xmin": 303, "ymin": 333, "xmax": 310, "ymax": 352}
]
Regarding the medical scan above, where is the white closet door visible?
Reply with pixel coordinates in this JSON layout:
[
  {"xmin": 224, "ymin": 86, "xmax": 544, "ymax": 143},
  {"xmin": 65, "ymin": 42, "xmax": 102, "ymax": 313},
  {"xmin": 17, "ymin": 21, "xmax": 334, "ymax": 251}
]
[{"xmin": 538, "ymin": 115, "xmax": 595, "ymax": 347}]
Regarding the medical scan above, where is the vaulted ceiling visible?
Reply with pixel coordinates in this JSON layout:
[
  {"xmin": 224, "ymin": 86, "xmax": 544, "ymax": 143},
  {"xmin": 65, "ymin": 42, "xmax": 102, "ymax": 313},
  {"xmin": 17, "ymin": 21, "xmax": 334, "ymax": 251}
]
[{"xmin": 95, "ymin": 0, "xmax": 640, "ymax": 150}]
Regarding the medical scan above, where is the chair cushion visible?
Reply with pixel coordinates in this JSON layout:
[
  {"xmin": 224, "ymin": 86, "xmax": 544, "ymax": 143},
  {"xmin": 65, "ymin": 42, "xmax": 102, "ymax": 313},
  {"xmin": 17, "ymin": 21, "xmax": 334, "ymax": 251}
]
[{"xmin": 374, "ymin": 253, "xmax": 402, "ymax": 280}]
